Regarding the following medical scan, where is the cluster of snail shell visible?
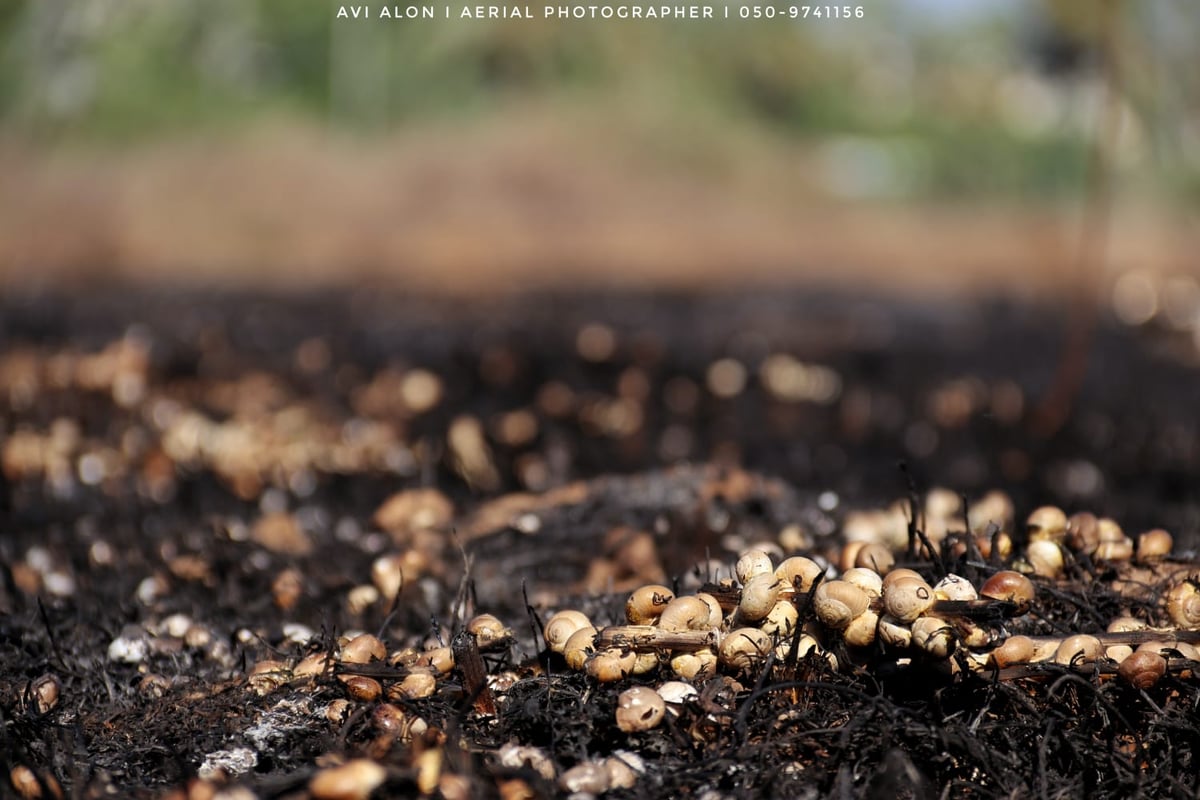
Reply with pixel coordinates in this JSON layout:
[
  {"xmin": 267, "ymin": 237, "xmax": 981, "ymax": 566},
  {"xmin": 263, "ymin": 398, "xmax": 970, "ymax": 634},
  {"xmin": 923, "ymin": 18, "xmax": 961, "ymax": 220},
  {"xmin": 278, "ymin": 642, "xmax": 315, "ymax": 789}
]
[
  {"xmin": 544, "ymin": 497, "xmax": 1200, "ymax": 697},
  {"xmin": 841, "ymin": 490, "xmax": 1167, "ymax": 576},
  {"xmin": 245, "ymin": 613, "xmax": 512, "ymax": 723},
  {"xmin": 1018, "ymin": 505, "xmax": 1169, "ymax": 576},
  {"xmin": 544, "ymin": 548, "xmax": 1034, "ymax": 683}
]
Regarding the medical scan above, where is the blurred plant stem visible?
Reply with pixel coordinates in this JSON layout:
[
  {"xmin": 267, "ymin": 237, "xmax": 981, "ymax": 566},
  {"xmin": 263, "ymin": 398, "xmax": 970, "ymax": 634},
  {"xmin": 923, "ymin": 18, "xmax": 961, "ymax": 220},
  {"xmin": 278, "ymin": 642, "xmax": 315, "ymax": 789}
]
[{"xmin": 1030, "ymin": 0, "xmax": 1123, "ymax": 439}]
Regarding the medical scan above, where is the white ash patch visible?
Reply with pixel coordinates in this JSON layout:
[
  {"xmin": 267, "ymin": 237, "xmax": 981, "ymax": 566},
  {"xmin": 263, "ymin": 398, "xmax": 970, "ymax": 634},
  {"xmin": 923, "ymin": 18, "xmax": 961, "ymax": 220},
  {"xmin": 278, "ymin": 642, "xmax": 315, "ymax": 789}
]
[
  {"xmin": 244, "ymin": 697, "xmax": 315, "ymax": 751},
  {"xmin": 198, "ymin": 747, "xmax": 258, "ymax": 780},
  {"xmin": 281, "ymin": 623, "xmax": 315, "ymax": 645},
  {"xmin": 107, "ymin": 625, "xmax": 151, "ymax": 663}
]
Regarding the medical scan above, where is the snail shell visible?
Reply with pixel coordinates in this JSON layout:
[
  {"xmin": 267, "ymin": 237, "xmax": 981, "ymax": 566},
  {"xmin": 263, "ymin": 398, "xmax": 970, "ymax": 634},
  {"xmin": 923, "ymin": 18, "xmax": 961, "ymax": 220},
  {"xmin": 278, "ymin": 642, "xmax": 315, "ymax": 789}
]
[
  {"xmin": 1094, "ymin": 537, "xmax": 1134, "ymax": 562},
  {"xmin": 842, "ymin": 567, "xmax": 883, "ymax": 598},
  {"xmin": 877, "ymin": 615, "xmax": 912, "ymax": 649},
  {"xmin": 1026, "ymin": 540, "xmax": 1064, "ymax": 578},
  {"xmin": 738, "ymin": 574, "xmax": 784, "ymax": 622},
  {"xmin": 1026, "ymin": 505, "xmax": 1067, "ymax": 542},
  {"xmin": 718, "ymin": 627, "xmax": 773, "ymax": 672},
  {"xmin": 625, "ymin": 585, "xmax": 674, "ymax": 625},
  {"xmin": 586, "ymin": 648, "xmax": 637, "ymax": 682},
  {"xmin": 882, "ymin": 575, "xmax": 934, "ymax": 623},
  {"xmin": 1136, "ymin": 529, "xmax": 1173, "ymax": 563},
  {"xmin": 736, "ymin": 550, "xmax": 775, "ymax": 584},
  {"xmin": 854, "ymin": 543, "xmax": 895, "ymax": 575},
  {"xmin": 760, "ymin": 599, "xmax": 799, "ymax": 638},
  {"xmin": 813, "ymin": 580, "xmax": 870, "ymax": 630},
  {"xmin": 980, "ymin": 571, "xmax": 1035, "ymax": 615},
  {"xmin": 1054, "ymin": 634, "xmax": 1102, "ymax": 666},
  {"xmin": 1118, "ymin": 649, "xmax": 1167, "ymax": 688},
  {"xmin": 911, "ymin": 616, "xmax": 954, "ymax": 659},
  {"xmin": 544, "ymin": 610, "xmax": 592, "ymax": 653},
  {"xmin": 563, "ymin": 627, "xmax": 598, "ymax": 671},
  {"xmin": 669, "ymin": 649, "xmax": 717, "ymax": 681},
  {"xmin": 1166, "ymin": 582, "xmax": 1200, "ymax": 629},
  {"xmin": 990, "ymin": 635, "xmax": 1036, "ymax": 668},
  {"xmin": 843, "ymin": 609, "xmax": 880, "ymax": 648},
  {"xmin": 658, "ymin": 596, "xmax": 716, "ymax": 632},
  {"xmin": 775, "ymin": 556, "xmax": 824, "ymax": 593},
  {"xmin": 933, "ymin": 573, "xmax": 978, "ymax": 602}
]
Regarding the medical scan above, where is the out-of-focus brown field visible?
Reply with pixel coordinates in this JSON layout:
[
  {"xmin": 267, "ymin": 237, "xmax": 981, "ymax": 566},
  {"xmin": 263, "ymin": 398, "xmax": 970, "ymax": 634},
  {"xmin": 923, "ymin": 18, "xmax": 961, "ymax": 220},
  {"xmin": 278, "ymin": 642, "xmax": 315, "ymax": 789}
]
[{"xmin": 3, "ymin": 113, "xmax": 1195, "ymax": 298}]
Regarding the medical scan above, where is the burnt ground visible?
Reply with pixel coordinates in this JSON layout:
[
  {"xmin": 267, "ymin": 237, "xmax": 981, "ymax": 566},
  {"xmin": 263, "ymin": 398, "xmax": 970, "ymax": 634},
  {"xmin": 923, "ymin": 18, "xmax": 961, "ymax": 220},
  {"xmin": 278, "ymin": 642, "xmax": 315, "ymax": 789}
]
[{"xmin": 3, "ymin": 286, "xmax": 1200, "ymax": 799}]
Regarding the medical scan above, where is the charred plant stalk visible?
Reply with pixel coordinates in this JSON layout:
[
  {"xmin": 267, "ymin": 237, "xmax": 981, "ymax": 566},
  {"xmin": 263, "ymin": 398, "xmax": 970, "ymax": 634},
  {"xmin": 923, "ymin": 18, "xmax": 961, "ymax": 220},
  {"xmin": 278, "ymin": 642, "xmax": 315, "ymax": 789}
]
[
  {"xmin": 452, "ymin": 629, "xmax": 496, "ymax": 715},
  {"xmin": 596, "ymin": 625, "xmax": 720, "ymax": 653}
]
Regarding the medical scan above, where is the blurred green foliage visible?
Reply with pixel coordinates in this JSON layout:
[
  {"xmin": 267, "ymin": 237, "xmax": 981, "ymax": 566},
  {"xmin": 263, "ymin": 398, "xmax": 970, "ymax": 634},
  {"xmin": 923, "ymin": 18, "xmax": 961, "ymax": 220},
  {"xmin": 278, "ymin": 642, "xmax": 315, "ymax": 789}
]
[{"xmin": 0, "ymin": 0, "xmax": 1195, "ymax": 203}]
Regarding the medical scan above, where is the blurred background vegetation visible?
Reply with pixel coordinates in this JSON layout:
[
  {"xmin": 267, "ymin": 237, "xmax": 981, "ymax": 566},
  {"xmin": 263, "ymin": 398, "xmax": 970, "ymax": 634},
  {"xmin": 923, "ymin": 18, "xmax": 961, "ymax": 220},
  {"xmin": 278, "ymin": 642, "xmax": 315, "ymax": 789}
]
[
  {"xmin": 0, "ymin": 0, "xmax": 1196, "ymax": 291},
  {"xmin": 2, "ymin": 0, "xmax": 1197, "ymax": 202}
]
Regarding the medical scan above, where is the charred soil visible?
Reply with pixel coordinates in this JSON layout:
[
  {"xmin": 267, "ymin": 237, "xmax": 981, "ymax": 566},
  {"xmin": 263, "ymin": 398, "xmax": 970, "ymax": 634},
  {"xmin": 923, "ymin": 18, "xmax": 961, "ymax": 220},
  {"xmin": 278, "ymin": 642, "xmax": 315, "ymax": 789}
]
[{"xmin": 3, "ymin": 287, "xmax": 1200, "ymax": 799}]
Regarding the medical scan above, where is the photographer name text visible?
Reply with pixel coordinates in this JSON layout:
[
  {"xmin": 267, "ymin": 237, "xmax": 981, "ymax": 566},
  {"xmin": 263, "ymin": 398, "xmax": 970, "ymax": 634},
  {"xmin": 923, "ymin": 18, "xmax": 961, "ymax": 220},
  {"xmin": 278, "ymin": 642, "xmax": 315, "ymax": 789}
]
[{"xmin": 337, "ymin": 4, "xmax": 864, "ymax": 20}]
